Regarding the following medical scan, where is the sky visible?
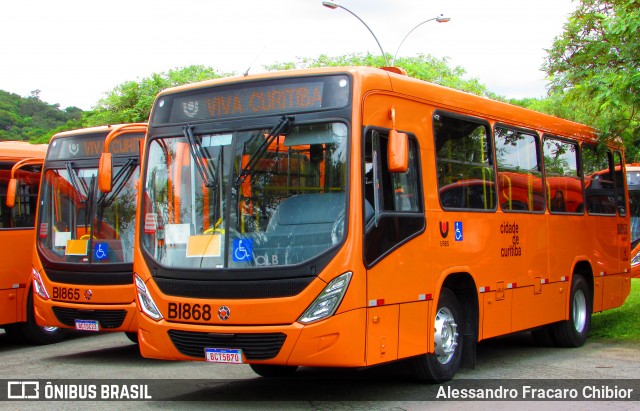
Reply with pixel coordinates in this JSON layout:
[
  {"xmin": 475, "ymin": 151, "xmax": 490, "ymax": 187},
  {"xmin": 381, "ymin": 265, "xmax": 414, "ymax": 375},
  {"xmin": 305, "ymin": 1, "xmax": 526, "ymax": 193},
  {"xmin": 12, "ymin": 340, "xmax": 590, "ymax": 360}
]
[{"xmin": 1, "ymin": 0, "xmax": 578, "ymax": 111}]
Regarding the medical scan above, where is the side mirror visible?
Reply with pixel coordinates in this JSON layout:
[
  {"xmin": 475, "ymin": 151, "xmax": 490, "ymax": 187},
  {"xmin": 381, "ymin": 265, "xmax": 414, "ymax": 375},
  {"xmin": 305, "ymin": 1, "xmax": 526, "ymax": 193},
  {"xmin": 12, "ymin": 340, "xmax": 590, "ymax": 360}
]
[
  {"xmin": 387, "ymin": 129, "xmax": 409, "ymax": 173},
  {"xmin": 5, "ymin": 178, "xmax": 17, "ymax": 208},
  {"xmin": 98, "ymin": 152, "xmax": 113, "ymax": 193}
]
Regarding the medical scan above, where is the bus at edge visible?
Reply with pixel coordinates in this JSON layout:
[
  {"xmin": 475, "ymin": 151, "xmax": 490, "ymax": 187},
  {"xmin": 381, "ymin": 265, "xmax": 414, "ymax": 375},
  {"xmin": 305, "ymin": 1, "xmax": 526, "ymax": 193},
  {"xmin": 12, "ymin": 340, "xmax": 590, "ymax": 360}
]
[
  {"xmin": 30, "ymin": 124, "xmax": 146, "ymax": 342},
  {"xmin": 122, "ymin": 66, "xmax": 631, "ymax": 381},
  {"xmin": 628, "ymin": 163, "xmax": 640, "ymax": 277},
  {"xmin": 0, "ymin": 141, "xmax": 65, "ymax": 344}
]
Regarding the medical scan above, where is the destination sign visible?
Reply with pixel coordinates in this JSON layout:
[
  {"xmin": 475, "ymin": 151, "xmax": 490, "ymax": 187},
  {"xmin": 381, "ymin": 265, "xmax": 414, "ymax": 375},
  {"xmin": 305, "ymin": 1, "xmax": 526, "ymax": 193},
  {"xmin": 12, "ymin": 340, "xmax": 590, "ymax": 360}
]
[
  {"xmin": 47, "ymin": 132, "xmax": 144, "ymax": 161},
  {"xmin": 151, "ymin": 75, "xmax": 351, "ymax": 124}
]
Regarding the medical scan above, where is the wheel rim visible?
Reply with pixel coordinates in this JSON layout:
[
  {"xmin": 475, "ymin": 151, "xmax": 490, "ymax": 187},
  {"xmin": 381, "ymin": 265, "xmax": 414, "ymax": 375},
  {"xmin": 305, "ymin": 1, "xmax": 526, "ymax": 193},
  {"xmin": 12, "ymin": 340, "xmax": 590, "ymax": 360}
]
[
  {"xmin": 572, "ymin": 289, "xmax": 587, "ymax": 333},
  {"xmin": 42, "ymin": 326, "xmax": 59, "ymax": 333},
  {"xmin": 434, "ymin": 306, "xmax": 458, "ymax": 364}
]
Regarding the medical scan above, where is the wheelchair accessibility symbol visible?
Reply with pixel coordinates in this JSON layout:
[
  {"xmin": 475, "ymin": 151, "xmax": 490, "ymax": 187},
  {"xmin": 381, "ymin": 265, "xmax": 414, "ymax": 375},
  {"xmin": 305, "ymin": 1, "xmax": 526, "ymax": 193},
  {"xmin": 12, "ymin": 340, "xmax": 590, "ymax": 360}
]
[
  {"xmin": 454, "ymin": 221, "xmax": 463, "ymax": 242},
  {"xmin": 94, "ymin": 243, "xmax": 108, "ymax": 260},
  {"xmin": 232, "ymin": 239, "xmax": 253, "ymax": 262}
]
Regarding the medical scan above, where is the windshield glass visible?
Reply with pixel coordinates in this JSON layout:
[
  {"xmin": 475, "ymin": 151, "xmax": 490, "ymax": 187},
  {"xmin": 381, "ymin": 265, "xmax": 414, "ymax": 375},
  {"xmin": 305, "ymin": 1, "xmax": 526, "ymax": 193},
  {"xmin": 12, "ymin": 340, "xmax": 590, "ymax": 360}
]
[
  {"xmin": 37, "ymin": 162, "xmax": 139, "ymax": 265},
  {"xmin": 630, "ymin": 189, "xmax": 640, "ymax": 248},
  {"xmin": 142, "ymin": 121, "xmax": 348, "ymax": 270}
]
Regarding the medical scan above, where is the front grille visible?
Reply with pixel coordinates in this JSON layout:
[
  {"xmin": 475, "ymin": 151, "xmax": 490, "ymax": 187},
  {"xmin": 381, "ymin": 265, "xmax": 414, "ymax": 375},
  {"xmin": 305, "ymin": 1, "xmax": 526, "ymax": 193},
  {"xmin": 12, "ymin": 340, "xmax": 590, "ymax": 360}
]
[
  {"xmin": 168, "ymin": 329, "xmax": 286, "ymax": 360},
  {"xmin": 44, "ymin": 268, "xmax": 132, "ymax": 285},
  {"xmin": 52, "ymin": 307, "xmax": 127, "ymax": 329},
  {"xmin": 155, "ymin": 277, "xmax": 313, "ymax": 299}
]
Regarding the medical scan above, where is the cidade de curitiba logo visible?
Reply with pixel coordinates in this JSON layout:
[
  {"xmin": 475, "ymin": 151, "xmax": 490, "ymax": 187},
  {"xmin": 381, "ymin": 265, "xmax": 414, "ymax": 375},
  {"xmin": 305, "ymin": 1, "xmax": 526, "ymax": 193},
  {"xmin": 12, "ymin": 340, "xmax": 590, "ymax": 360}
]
[{"xmin": 182, "ymin": 101, "xmax": 199, "ymax": 118}]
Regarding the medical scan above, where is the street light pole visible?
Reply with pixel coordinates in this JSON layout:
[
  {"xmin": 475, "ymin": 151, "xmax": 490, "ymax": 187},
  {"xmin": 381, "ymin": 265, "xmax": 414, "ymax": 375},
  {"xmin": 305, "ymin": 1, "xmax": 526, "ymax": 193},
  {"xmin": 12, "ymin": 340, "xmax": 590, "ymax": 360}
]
[
  {"xmin": 322, "ymin": 1, "xmax": 390, "ymax": 67},
  {"xmin": 392, "ymin": 15, "xmax": 450, "ymax": 66}
]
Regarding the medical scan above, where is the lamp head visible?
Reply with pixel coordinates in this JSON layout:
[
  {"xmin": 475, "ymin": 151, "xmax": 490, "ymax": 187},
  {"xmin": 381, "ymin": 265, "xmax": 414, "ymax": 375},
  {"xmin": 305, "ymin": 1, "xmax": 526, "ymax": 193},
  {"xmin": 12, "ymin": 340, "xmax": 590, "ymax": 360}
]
[{"xmin": 322, "ymin": 1, "xmax": 338, "ymax": 9}]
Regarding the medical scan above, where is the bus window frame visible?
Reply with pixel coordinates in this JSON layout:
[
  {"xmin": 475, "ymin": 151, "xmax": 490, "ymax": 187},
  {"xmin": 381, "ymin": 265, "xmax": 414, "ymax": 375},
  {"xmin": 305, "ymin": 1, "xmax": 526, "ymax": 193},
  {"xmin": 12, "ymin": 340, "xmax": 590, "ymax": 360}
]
[
  {"xmin": 433, "ymin": 110, "xmax": 497, "ymax": 213},
  {"xmin": 493, "ymin": 123, "xmax": 546, "ymax": 215},
  {"xmin": 581, "ymin": 142, "xmax": 617, "ymax": 217},
  {"xmin": 540, "ymin": 134, "xmax": 584, "ymax": 216}
]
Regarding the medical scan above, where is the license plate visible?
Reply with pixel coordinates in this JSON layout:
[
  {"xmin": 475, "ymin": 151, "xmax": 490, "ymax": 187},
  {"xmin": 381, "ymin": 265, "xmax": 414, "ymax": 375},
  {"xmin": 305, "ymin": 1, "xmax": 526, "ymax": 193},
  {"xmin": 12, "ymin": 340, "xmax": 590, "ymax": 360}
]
[
  {"xmin": 75, "ymin": 319, "xmax": 100, "ymax": 332},
  {"xmin": 205, "ymin": 348, "xmax": 243, "ymax": 364}
]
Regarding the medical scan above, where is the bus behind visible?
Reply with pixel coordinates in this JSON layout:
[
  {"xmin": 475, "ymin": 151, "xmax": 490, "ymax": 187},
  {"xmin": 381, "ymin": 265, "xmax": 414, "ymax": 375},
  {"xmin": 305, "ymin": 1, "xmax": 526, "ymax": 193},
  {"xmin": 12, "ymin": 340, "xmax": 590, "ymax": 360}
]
[
  {"xmin": 32, "ymin": 124, "xmax": 146, "ymax": 342},
  {"xmin": 1, "ymin": 141, "xmax": 65, "ymax": 344}
]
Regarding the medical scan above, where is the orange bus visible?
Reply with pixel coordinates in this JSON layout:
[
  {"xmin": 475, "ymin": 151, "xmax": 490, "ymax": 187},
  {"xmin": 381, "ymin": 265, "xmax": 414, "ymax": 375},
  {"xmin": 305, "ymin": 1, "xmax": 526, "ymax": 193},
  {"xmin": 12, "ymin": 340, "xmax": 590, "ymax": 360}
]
[
  {"xmin": 628, "ymin": 163, "xmax": 640, "ymax": 277},
  {"xmin": 30, "ymin": 124, "xmax": 145, "ymax": 342},
  {"xmin": 0, "ymin": 141, "xmax": 66, "ymax": 344},
  {"xmin": 125, "ymin": 67, "xmax": 630, "ymax": 381}
]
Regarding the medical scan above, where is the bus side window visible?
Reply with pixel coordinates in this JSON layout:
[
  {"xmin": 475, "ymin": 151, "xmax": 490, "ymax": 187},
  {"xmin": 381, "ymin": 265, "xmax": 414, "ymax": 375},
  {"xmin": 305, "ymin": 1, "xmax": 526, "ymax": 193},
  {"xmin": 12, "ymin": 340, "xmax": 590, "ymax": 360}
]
[
  {"xmin": 434, "ymin": 113, "xmax": 495, "ymax": 210},
  {"xmin": 582, "ymin": 143, "xmax": 616, "ymax": 216},
  {"xmin": 543, "ymin": 137, "xmax": 582, "ymax": 214},
  {"xmin": 495, "ymin": 127, "xmax": 544, "ymax": 212}
]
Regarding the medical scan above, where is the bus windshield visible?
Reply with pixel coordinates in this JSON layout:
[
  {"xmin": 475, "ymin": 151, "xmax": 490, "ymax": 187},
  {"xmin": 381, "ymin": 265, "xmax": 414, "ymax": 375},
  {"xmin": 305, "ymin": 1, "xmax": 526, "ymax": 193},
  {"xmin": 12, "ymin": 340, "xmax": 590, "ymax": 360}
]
[
  {"xmin": 142, "ymin": 121, "xmax": 348, "ymax": 270},
  {"xmin": 628, "ymin": 169, "xmax": 640, "ymax": 249},
  {"xmin": 37, "ymin": 160, "xmax": 139, "ymax": 265}
]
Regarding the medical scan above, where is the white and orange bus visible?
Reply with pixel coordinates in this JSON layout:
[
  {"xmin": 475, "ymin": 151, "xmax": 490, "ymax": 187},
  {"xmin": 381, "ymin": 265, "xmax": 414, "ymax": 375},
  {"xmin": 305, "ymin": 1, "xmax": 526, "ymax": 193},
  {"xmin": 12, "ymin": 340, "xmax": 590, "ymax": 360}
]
[
  {"xmin": 627, "ymin": 163, "xmax": 640, "ymax": 277},
  {"xmin": 122, "ymin": 67, "xmax": 630, "ymax": 381},
  {"xmin": 0, "ymin": 141, "xmax": 65, "ymax": 344},
  {"xmin": 30, "ymin": 124, "xmax": 145, "ymax": 342}
]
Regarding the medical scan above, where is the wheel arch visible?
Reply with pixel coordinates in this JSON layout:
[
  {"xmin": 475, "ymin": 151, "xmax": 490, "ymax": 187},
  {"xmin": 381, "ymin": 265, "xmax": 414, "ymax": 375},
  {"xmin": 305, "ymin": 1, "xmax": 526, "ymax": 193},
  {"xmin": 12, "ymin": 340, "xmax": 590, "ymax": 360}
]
[
  {"xmin": 573, "ymin": 260, "xmax": 594, "ymax": 312},
  {"xmin": 438, "ymin": 271, "xmax": 478, "ymax": 369}
]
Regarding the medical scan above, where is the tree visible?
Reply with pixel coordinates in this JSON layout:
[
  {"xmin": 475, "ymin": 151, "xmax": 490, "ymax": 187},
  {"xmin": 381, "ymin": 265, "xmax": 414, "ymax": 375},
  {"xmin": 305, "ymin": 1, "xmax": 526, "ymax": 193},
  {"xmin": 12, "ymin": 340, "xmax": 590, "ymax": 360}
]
[
  {"xmin": 265, "ymin": 53, "xmax": 500, "ymax": 99},
  {"xmin": 543, "ymin": 0, "xmax": 640, "ymax": 161},
  {"xmin": 84, "ymin": 65, "xmax": 232, "ymax": 126}
]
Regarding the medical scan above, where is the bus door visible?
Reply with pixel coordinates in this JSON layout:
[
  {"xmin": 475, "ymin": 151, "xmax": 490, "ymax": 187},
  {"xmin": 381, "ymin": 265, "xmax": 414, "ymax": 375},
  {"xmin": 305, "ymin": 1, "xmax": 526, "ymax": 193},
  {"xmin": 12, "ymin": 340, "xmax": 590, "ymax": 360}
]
[{"xmin": 362, "ymin": 95, "xmax": 427, "ymax": 365}]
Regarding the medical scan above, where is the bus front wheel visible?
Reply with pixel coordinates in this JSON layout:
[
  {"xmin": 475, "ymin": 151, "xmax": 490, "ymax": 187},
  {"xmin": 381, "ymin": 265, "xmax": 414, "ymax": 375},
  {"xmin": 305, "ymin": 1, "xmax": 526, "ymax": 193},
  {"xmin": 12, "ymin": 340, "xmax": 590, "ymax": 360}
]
[
  {"xmin": 5, "ymin": 291, "xmax": 66, "ymax": 345},
  {"xmin": 552, "ymin": 274, "xmax": 591, "ymax": 347},
  {"xmin": 412, "ymin": 287, "xmax": 463, "ymax": 382}
]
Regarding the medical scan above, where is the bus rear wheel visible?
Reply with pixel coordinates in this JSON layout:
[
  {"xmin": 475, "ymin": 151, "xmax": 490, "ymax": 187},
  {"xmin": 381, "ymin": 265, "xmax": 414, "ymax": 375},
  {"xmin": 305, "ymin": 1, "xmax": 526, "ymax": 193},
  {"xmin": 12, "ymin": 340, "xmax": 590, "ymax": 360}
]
[
  {"xmin": 552, "ymin": 274, "xmax": 591, "ymax": 347},
  {"xmin": 412, "ymin": 287, "xmax": 463, "ymax": 382},
  {"xmin": 249, "ymin": 364, "xmax": 298, "ymax": 378}
]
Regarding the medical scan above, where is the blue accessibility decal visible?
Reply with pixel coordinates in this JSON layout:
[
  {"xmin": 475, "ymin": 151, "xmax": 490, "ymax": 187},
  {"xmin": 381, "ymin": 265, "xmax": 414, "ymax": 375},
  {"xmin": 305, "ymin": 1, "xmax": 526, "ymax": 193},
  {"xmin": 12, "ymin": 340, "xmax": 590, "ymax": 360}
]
[{"xmin": 232, "ymin": 239, "xmax": 253, "ymax": 262}]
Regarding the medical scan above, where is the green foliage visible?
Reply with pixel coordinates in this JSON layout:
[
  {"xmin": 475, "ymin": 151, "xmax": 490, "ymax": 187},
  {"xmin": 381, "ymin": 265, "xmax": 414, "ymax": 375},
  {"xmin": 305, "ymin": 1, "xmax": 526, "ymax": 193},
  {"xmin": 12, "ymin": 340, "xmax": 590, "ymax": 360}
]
[
  {"xmin": 83, "ymin": 65, "xmax": 233, "ymax": 126},
  {"xmin": 543, "ymin": 0, "xmax": 640, "ymax": 161},
  {"xmin": 265, "ymin": 53, "xmax": 501, "ymax": 99},
  {"xmin": 591, "ymin": 279, "xmax": 640, "ymax": 341},
  {"xmin": 0, "ymin": 90, "xmax": 82, "ymax": 143}
]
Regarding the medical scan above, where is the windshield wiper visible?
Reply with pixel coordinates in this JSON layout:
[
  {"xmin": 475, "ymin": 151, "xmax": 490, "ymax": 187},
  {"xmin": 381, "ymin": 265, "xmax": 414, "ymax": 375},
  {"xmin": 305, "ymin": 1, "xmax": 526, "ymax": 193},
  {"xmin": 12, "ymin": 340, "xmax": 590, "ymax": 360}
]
[
  {"xmin": 96, "ymin": 157, "xmax": 138, "ymax": 236},
  {"xmin": 184, "ymin": 126, "xmax": 217, "ymax": 189},
  {"xmin": 236, "ymin": 115, "xmax": 295, "ymax": 186},
  {"xmin": 65, "ymin": 161, "xmax": 89, "ymax": 204}
]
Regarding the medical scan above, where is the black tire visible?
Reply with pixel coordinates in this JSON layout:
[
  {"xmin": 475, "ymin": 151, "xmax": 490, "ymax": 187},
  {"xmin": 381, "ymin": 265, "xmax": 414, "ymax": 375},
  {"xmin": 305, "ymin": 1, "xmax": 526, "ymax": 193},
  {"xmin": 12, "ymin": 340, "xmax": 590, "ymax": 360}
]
[
  {"xmin": 552, "ymin": 274, "xmax": 591, "ymax": 347},
  {"xmin": 125, "ymin": 331, "xmax": 139, "ymax": 344},
  {"xmin": 249, "ymin": 364, "xmax": 298, "ymax": 378},
  {"xmin": 411, "ymin": 287, "xmax": 463, "ymax": 383},
  {"xmin": 5, "ymin": 291, "xmax": 66, "ymax": 345}
]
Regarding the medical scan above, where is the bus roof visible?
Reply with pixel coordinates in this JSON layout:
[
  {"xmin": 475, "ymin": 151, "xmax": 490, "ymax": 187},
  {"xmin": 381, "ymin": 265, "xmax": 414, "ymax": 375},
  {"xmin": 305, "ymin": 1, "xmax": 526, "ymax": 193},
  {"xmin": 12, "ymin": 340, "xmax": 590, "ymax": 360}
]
[
  {"xmin": 153, "ymin": 66, "xmax": 599, "ymax": 144},
  {"xmin": 0, "ymin": 141, "xmax": 48, "ymax": 162},
  {"xmin": 50, "ymin": 124, "xmax": 131, "ymax": 140}
]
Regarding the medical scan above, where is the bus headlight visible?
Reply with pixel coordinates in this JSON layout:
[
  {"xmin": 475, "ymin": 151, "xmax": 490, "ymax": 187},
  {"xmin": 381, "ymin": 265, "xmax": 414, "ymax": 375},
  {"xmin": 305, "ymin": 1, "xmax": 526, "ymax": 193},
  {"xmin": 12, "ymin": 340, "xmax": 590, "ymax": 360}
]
[
  {"xmin": 298, "ymin": 272, "xmax": 352, "ymax": 324},
  {"xmin": 135, "ymin": 274, "xmax": 164, "ymax": 320},
  {"xmin": 32, "ymin": 267, "xmax": 50, "ymax": 300},
  {"xmin": 632, "ymin": 252, "xmax": 640, "ymax": 267}
]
